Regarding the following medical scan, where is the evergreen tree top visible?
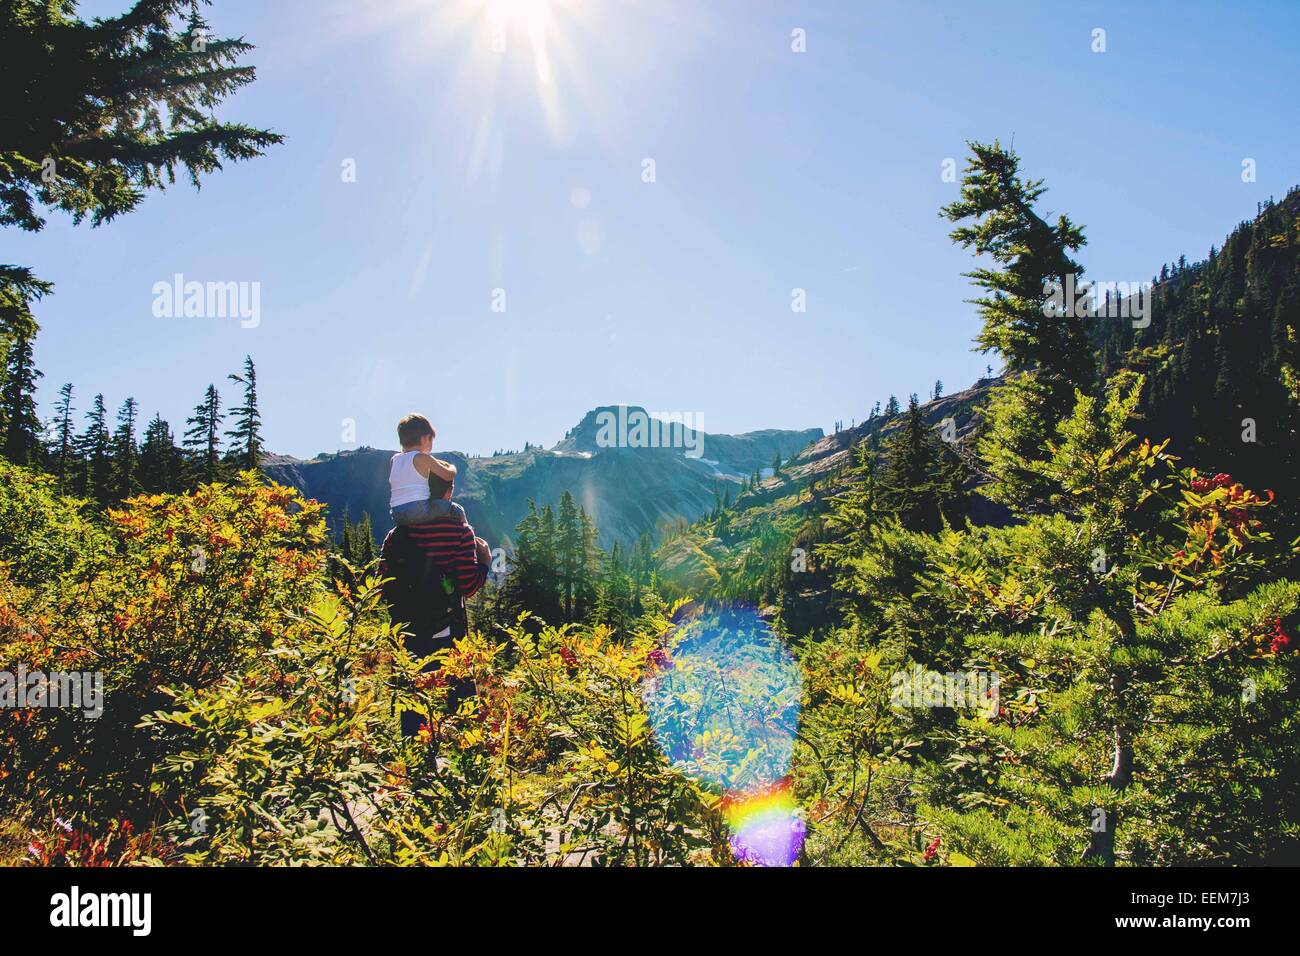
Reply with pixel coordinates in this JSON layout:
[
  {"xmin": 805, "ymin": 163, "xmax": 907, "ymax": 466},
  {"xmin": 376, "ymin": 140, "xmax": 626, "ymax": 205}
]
[
  {"xmin": 1, "ymin": 0, "xmax": 282, "ymax": 336},
  {"xmin": 1, "ymin": 0, "xmax": 283, "ymax": 234}
]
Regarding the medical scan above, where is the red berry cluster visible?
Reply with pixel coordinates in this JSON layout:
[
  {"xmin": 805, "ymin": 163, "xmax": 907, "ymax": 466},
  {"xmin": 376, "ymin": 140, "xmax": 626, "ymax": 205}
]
[
  {"xmin": 1190, "ymin": 472, "xmax": 1234, "ymax": 493},
  {"xmin": 1189, "ymin": 471, "xmax": 1271, "ymax": 531},
  {"xmin": 646, "ymin": 647, "xmax": 673, "ymax": 671},
  {"xmin": 1269, "ymin": 618, "xmax": 1291, "ymax": 655},
  {"xmin": 922, "ymin": 836, "xmax": 941, "ymax": 862},
  {"xmin": 415, "ymin": 671, "xmax": 449, "ymax": 690}
]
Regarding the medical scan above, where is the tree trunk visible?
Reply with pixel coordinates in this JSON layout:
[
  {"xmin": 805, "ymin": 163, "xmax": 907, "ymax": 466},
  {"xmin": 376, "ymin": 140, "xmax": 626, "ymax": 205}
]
[{"xmin": 1084, "ymin": 615, "xmax": 1136, "ymax": 866}]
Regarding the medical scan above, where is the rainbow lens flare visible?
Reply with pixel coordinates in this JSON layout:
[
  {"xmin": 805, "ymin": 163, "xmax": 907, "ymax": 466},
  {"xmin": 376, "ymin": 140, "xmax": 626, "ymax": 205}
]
[
  {"xmin": 642, "ymin": 602, "xmax": 804, "ymax": 865},
  {"xmin": 723, "ymin": 779, "xmax": 805, "ymax": 866}
]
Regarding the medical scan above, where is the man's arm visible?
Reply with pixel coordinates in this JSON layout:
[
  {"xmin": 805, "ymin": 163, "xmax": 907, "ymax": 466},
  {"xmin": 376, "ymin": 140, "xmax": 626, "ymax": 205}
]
[
  {"xmin": 449, "ymin": 523, "xmax": 489, "ymax": 599},
  {"xmin": 415, "ymin": 454, "xmax": 457, "ymax": 481}
]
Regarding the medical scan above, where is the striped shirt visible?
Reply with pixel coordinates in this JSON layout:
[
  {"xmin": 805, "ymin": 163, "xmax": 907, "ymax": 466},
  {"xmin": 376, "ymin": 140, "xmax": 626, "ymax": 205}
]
[{"xmin": 380, "ymin": 519, "xmax": 488, "ymax": 599}]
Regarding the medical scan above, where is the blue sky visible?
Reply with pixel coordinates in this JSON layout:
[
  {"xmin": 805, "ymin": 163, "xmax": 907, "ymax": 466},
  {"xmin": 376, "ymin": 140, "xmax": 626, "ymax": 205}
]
[{"xmin": 6, "ymin": 0, "xmax": 1299, "ymax": 458}]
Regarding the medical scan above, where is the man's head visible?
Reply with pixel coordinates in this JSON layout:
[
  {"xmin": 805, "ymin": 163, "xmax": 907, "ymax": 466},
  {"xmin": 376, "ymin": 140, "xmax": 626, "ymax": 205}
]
[
  {"xmin": 398, "ymin": 413, "xmax": 435, "ymax": 451},
  {"xmin": 429, "ymin": 472, "xmax": 453, "ymax": 500}
]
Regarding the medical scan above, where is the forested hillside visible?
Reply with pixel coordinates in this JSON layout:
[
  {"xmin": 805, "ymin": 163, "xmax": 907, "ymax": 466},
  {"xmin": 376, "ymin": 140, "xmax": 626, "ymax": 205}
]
[{"xmin": 1094, "ymin": 188, "xmax": 1300, "ymax": 507}]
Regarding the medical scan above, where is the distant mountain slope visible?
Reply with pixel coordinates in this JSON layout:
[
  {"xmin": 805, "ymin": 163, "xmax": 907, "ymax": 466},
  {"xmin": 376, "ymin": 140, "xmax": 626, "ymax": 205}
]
[
  {"xmin": 770, "ymin": 379, "xmax": 994, "ymax": 486},
  {"xmin": 1092, "ymin": 186, "xmax": 1300, "ymax": 496},
  {"xmin": 263, "ymin": 407, "xmax": 821, "ymax": 549},
  {"xmin": 653, "ymin": 379, "xmax": 1001, "ymax": 609}
]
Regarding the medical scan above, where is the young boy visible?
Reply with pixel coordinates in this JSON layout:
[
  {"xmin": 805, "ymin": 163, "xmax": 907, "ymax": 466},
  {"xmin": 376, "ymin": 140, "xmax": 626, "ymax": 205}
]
[{"xmin": 389, "ymin": 413, "xmax": 468, "ymax": 526}]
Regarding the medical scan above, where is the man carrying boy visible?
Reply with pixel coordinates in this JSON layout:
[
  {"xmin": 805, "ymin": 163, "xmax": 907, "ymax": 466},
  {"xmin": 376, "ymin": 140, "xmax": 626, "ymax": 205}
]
[
  {"xmin": 380, "ymin": 416, "xmax": 492, "ymax": 732},
  {"xmin": 381, "ymin": 411, "xmax": 491, "ymax": 611}
]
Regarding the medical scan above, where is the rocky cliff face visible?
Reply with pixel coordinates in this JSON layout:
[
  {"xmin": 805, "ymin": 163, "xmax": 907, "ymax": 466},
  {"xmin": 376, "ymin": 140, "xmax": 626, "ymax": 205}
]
[{"xmin": 263, "ymin": 407, "xmax": 822, "ymax": 549}]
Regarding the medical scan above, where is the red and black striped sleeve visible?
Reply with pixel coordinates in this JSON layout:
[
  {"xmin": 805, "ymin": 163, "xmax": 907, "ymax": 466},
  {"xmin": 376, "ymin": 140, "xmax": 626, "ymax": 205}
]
[{"xmin": 403, "ymin": 520, "xmax": 488, "ymax": 599}]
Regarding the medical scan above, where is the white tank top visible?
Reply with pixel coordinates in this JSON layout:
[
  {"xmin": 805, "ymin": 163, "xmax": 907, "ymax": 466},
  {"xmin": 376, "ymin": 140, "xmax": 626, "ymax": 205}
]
[{"xmin": 389, "ymin": 451, "xmax": 429, "ymax": 507}]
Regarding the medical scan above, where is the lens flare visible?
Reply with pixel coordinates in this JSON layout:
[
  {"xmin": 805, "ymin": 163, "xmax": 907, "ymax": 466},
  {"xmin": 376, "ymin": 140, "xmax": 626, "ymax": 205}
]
[
  {"xmin": 642, "ymin": 602, "xmax": 804, "ymax": 865},
  {"xmin": 723, "ymin": 780, "xmax": 806, "ymax": 867}
]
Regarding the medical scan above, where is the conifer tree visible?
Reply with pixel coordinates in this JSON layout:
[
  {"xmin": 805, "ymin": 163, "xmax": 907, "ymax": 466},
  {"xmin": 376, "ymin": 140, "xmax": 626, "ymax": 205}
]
[
  {"xmin": 0, "ymin": 0, "xmax": 282, "ymax": 333},
  {"xmin": 354, "ymin": 513, "xmax": 375, "ymax": 564},
  {"xmin": 557, "ymin": 491, "xmax": 583, "ymax": 619},
  {"xmin": 75, "ymin": 393, "xmax": 111, "ymax": 503},
  {"xmin": 1278, "ymin": 280, "xmax": 1300, "ymax": 405},
  {"xmin": 877, "ymin": 395, "xmax": 963, "ymax": 534},
  {"xmin": 823, "ymin": 439, "xmax": 882, "ymax": 562},
  {"xmin": 184, "ymin": 384, "xmax": 224, "ymax": 484},
  {"xmin": 878, "ymin": 395, "xmax": 941, "ymax": 530},
  {"xmin": 594, "ymin": 542, "xmax": 634, "ymax": 637},
  {"xmin": 139, "ymin": 413, "xmax": 183, "ymax": 494},
  {"xmin": 1, "ymin": 331, "xmax": 43, "ymax": 465},
  {"xmin": 51, "ymin": 382, "xmax": 75, "ymax": 491},
  {"xmin": 0, "ymin": 267, "xmax": 50, "ymax": 344},
  {"xmin": 536, "ymin": 504, "xmax": 559, "ymax": 618},
  {"xmin": 942, "ymin": 140, "xmax": 1094, "ymax": 511},
  {"xmin": 340, "ymin": 511, "xmax": 376, "ymax": 566},
  {"xmin": 920, "ymin": 374, "xmax": 1291, "ymax": 864},
  {"xmin": 942, "ymin": 140, "xmax": 1092, "ymax": 391},
  {"xmin": 224, "ymin": 355, "xmax": 263, "ymax": 470},
  {"xmin": 575, "ymin": 509, "xmax": 600, "ymax": 618},
  {"xmin": 633, "ymin": 532, "xmax": 656, "ymax": 591},
  {"xmin": 506, "ymin": 501, "xmax": 562, "ymax": 623},
  {"xmin": 501, "ymin": 494, "xmax": 605, "ymax": 625},
  {"xmin": 111, "ymin": 397, "xmax": 140, "ymax": 500}
]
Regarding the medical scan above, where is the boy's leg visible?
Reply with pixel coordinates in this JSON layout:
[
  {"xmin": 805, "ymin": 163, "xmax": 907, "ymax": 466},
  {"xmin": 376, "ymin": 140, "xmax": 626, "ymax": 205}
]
[
  {"xmin": 391, "ymin": 499, "xmax": 438, "ymax": 525},
  {"xmin": 425, "ymin": 499, "xmax": 467, "ymax": 523},
  {"xmin": 426, "ymin": 498, "xmax": 455, "ymax": 519}
]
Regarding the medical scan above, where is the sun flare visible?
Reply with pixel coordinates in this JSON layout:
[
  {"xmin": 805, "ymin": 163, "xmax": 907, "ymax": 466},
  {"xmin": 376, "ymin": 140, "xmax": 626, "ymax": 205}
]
[
  {"xmin": 485, "ymin": 0, "xmax": 554, "ymax": 34},
  {"xmin": 345, "ymin": 0, "xmax": 602, "ymax": 173},
  {"xmin": 480, "ymin": 0, "xmax": 573, "ymax": 87}
]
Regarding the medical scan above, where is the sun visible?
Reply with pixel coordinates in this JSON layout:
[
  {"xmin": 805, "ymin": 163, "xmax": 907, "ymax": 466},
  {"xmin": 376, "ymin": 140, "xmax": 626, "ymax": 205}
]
[
  {"xmin": 346, "ymin": 0, "xmax": 598, "ymax": 159},
  {"xmin": 480, "ymin": 0, "xmax": 574, "ymax": 87},
  {"xmin": 485, "ymin": 0, "xmax": 554, "ymax": 34},
  {"xmin": 463, "ymin": 0, "xmax": 589, "ymax": 144}
]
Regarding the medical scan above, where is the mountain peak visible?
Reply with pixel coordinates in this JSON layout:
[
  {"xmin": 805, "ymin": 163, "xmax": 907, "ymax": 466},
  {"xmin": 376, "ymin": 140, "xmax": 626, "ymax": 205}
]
[{"xmin": 554, "ymin": 405, "xmax": 708, "ymax": 456}]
